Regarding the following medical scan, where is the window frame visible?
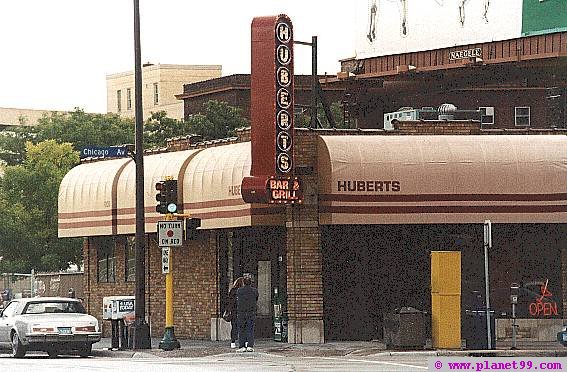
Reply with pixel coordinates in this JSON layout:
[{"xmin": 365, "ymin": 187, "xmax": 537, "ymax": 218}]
[
  {"xmin": 95, "ymin": 237, "xmax": 116, "ymax": 283},
  {"xmin": 116, "ymin": 90, "xmax": 122, "ymax": 112},
  {"xmin": 153, "ymin": 83, "xmax": 159, "ymax": 105},
  {"xmin": 125, "ymin": 236, "xmax": 136, "ymax": 282},
  {"xmin": 479, "ymin": 106, "xmax": 495, "ymax": 125},
  {"xmin": 126, "ymin": 88, "xmax": 132, "ymax": 111},
  {"xmin": 515, "ymin": 106, "xmax": 531, "ymax": 127}
]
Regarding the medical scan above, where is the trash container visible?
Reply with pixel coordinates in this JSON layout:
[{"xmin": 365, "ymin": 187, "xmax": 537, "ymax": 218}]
[
  {"xmin": 463, "ymin": 308, "xmax": 495, "ymax": 350},
  {"xmin": 383, "ymin": 307, "xmax": 425, "ymax": 349}
]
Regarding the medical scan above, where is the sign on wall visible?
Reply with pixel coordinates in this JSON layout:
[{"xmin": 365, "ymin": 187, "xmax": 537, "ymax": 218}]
[
  {"xmin": 355, "ymin": 0, "xmax": 565, "ymax": 59},
  {"xmin": 242, "ymin": 14, "xmax": 302, "ymax": 205},
  {"xmin": 249, "ymin": 14, "xmax": 295, "ymax": 177}
]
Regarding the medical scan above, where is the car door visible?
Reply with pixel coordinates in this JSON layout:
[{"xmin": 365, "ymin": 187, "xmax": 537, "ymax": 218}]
[{"xmin": 0, "ymin": 301, "xmax": 18, "ymax": 344}]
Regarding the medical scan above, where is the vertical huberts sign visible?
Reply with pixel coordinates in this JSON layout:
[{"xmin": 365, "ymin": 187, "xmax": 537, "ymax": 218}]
[
  {"xmin": 275, "ymin": 20, "xmax": 293, "ymax": 175},
  {"xmin": 241, "ymin": 15, "xmax": 303, "ymax": 205}
]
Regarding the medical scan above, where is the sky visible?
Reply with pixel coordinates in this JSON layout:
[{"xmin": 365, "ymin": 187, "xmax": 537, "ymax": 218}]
[{"xmin": 0, "ymin": 1, "xmax": 357, "ymax": 113}]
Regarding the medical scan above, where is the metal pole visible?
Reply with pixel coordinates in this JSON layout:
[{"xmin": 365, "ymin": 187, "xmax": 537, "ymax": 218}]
[
  {"xmin": 132, "ymin": 0, "xmax": 151, "ymax": 349},
  {"xmin": 483, "ymin": 220, "xmax": 492, "ymax": 350},
  {"xmin": 310, "ymin": 36, "xmax": 317, "ymax": 128},
  {"xmin": 511, "ymin": 302, "xmax": 517, "ymax": 349},
  {"xmin": 159, "ymin": 213, "xmax": 180, "ymax": 350},
  {"xmin": 30, "ymin": 269, "xmax": 34, "ymax": 298}
]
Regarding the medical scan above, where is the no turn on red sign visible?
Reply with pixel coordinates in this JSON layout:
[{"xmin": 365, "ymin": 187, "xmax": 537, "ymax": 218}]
[{"xmin": 158, "ymin": 220, "xmax": 183, "ymax": 247}]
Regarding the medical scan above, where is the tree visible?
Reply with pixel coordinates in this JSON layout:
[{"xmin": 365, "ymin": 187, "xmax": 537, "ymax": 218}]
[
  {"xmin": 0, "ymin": 109, "xmax": 135, "ymax": 166},
  {"xmin": 144, "ymin": 111, "xmax": 193, "ymax": 149},
  {"xmin": 187, "ymin": 100, "xmax": 249, "ymax": 140},
  {"xmin": 296, "ymin": 102, "xmax": 349, "ymax": 129},
  {"xmin": 0, "ymin": 126, "xmax": 36, "ymax": 166},
  {"xmin": 34, "ymin": 109, "xmax": 135, "ymax": 151},
  {"xmin": 0, "ymin": 141, "xmax": 81, "ymax": 272}
]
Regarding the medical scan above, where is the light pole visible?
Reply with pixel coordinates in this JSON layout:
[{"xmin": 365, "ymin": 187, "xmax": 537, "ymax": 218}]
[
  {"xmin": 483, "ymin": 220, "xmax": 492, "ymax": 350},
  {"xmin": 131, "ymin": 0, "xmax": 151, "ymax": 349}
]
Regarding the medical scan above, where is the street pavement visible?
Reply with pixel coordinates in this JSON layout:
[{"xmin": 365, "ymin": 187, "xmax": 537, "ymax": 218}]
[
  {"xmin": 90, "ymin": 337, "xmax": 567, "ymax": 359},
  {"xmin": 0, "ymin": 338, "xmax": 565, "ymax": 372}
]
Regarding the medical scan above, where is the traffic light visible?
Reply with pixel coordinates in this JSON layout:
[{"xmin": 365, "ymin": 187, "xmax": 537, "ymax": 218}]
[
  {"xmin": 186, "ymin": 218, "xmax": 201, "ymax": 240},
  {"xmin": 155, "ymin": 181, "xmax": 167, "ymax": 214},
  {"xmin": 164, "ymin": 179, "xmax": 178, "ymax": 214}
]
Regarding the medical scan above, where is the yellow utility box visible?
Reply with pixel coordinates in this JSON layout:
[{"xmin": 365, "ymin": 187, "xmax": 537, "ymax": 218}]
[{"xmin": 431, "ymin": 251, "xmax": 461, "ymax": 349}]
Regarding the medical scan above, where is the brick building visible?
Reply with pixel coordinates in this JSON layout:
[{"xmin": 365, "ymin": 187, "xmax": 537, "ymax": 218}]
[
  {"xmin": 58, "ymin": 122, "xmax": 567, "ymax": 343},
  {"xmin": 175, "ymin": 74, "xmax": 345, "ymax": 123},
  {"xmin": 58, "ymin": 16, "xmax": 567, "ymax": 345},
  {"xmin": 327, "ymin": 31, "xmax": 567, "ymax": 130}
]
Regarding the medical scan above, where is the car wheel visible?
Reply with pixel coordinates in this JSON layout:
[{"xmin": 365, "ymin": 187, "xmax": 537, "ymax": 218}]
[
  {"xmin": 79, "ymin": 343, "xmax": 92, "ymax": 358},
  {"xmin": 11, "ymin": 332, "xmax": 26, "ymax": 358},
  {"xmin": 47, "ymin": 349, "xmax": 58, "ymax": 358}
]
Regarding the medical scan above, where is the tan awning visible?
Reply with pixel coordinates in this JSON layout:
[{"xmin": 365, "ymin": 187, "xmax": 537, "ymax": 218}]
[
  {"xmin": 58, "ymin": 143, "xmax": 283, "ymax": 238},
  {"xmin": 318, "ymin": 135, "xmax": 567, "ymax": 224},
  {"xmin": 115, "ymin": 149, "xmax": 202, "ymax": 234},
  {"xmin": 181, "ymin": 142, "xmax": 283, "ymax": 229},
  {"xmin": 58, "ymin": 157, "xmax": 132, "ymax": 238}
]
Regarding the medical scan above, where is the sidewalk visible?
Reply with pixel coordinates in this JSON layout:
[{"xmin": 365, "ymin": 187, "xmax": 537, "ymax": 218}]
[{"xmin": 92, "ymin": 338, "xmax": 567, "ymax": 359}]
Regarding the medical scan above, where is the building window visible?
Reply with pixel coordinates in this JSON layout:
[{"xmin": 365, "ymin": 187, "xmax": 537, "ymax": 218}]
[
  {"xmin": 515, "ymin": 107, "xmax": 530, "ymax": 126},
  {"xmin": 125, "ymin": 236, "xmax": 136, "ymax": 282},
  {"xmin": 153, "ymin": 83, "xmax": 159, "ymax": 105},
  {"xmin": 96, "ymin": 237, "xmax": 116, "ymax": 283},
  {"xmin": 116, "ymin": 90, "xmax": 122, "ymax": 112},
  {"xmin": 126, "ymin": 88, "xmax": 132, "ymax": 111},
  {"xmin": 480, "ymin": 107, "xmax": 494, "ymax": 125}
]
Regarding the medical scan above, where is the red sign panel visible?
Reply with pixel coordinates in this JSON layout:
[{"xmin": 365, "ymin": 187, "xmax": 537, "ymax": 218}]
[
  {"xmin": 250, "ymin": 14, "xmax": 294, "ymax": 177},
  {"xmin": 242, "ymin": 15, "xmax": 301, "ymax": 205}
]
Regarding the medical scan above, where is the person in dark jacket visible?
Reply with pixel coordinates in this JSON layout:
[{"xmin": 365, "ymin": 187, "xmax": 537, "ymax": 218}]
[
  {"xmin": 236, "ymin": 276, "xmax": 258, "ymax": 352},
  {"xmin": 226, "ymin": 277, "xmax": 244, "ymax": 348}
]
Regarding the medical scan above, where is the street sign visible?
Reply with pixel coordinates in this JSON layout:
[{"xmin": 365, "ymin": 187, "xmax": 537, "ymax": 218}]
[
  {"xmin": 158, "ymin": 221, "xmax": 183, "ymax": 247},
  {"xmin": 80, "ymin": 146, "xmax": 129, "ymax": 159},
  {"xmin": 161, "ymin": 247, "xmax": 170, "ymax": 274}
]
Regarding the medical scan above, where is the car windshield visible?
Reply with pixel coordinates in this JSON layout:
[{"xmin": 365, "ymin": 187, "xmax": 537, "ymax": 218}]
[{"xmin": 23, "ymin": 301, "xmax": 86, "ymax": 315}]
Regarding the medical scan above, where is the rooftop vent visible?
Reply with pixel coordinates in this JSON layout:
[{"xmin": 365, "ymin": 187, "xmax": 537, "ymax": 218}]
[{"xmin": 438, "ymin": 103, "xmax": 457, "ymax": 120}]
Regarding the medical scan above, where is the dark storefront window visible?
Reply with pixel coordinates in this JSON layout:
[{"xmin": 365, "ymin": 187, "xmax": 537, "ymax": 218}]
[
  {"xmin": 515, "ymin": 106, "xmax": 530, "ymax": 126},
  {"xmin": 95, "ymin": 237, "xmax": 116, "ymax": 283},
  {"xmin": 125, "ymin": 237, "xmax": 136, "ymax": 282}
]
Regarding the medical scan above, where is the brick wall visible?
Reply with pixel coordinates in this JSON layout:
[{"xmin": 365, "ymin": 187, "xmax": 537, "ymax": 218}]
[
  {"xmin": 285, "ymin": 131, "xmax": 325, "ymax": 343},
  {"xmin": 393, "ymin": 120, "xmax": 481, "ymax": 134},
  {"xmin": 84, "ymin": 231, "xmax": 218, "ymax": 340}
]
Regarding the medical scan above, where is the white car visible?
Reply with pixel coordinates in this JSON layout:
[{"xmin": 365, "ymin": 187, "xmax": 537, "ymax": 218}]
[{"xmin": 0, "ymin": 297, "xmax": 101, "ymax": 358}]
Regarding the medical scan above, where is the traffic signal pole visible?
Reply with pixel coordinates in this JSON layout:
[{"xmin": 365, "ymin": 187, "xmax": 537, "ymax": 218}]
[
  {"xmin": 158, "ymin": 177, "xmax": 180, "ymax": 350},
  {"xmin": 159, "ymin": 211, "xmax": 180, "ymax": 350}
]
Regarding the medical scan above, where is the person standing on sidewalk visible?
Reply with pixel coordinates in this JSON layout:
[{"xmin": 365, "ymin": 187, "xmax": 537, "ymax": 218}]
[
  {"xmin": 236, "ymin": 276, "xmax": 258, "ymax": 352},
  {"xmin": 226, "ymin": 277, "xmax": 244, "ymax": 349}
]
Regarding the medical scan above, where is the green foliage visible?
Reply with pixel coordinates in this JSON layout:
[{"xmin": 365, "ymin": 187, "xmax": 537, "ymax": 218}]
[
  {"xmin": 0, "ymin": 126, "xmax": 36, "ymax": 166},
  {"xmin": 186, "ymin": 100, "xmax": 249, "ymax": 140},
  {"xmin": 0, "ymin": 141, "xmax": 81, "ymax": 272},
  {"xmin": 296, "ymin": 102, "xmax": 350, "ymax": 129},
  {"xmin": 144, "ymin": 111, "xmax": 192, "ymax": 149},
  {"xmin": 0, "ymin": 102, "xmax": 248, "ymax": 272},
  {"xmin": 35, "ymin": 109, "xmax": 135, "ymax": 151}
]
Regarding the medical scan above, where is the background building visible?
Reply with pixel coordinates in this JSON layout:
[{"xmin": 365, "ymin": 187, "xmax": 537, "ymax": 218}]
[
  {"xmin": 176, "ymin": 74, "xmax": 345, "ymax": 123},
  {"xmin": 0, "ymin": 107, "xmax": 67, "ymax": 129},
  {"xmin": 106, "ymin": 63, "xmax": 222, "ymax": 121}
]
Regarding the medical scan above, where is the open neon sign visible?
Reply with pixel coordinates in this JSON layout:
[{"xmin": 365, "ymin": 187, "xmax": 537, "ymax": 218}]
[{"xmin": 528, "ymin": 279, "xmax": 558, "ymax": 317}]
